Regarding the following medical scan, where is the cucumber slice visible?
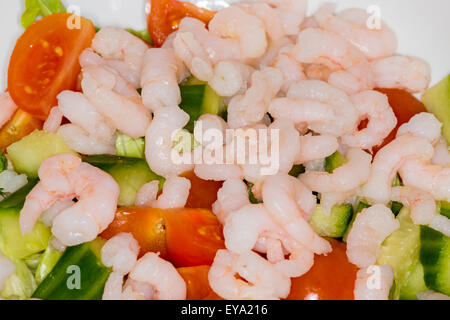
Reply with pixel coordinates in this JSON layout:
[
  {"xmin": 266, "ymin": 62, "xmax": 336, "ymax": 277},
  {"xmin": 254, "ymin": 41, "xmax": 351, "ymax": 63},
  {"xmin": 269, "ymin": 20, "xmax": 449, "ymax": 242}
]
[
  {"xmin": 180, "ymin": 79, "xmax": 225, "ymax": 132},
  {"xmin": 310, "ymin": 204, "xmax": 353, "ymax": 238},
  {"xmin": 438, "ymin": 201, "xmax": 450, "ymax": 219},
  {"xmin": 83, "ymin": 155, "xmax": 164, "ymax": 206},
  {"xmin": 0, "ymin": 207, "xmax": 51, "ymax": 260},
  {"xmin": 377, "ymin": 208, "xmax": 421, "ymax": 283},
  {"xmin": 324, "ymin": 151, "xmax": 346, "ymax": 173},
  {"xmin": 115, "ymin": 132, "xmax": 145, "ymax": 159},
  {"xmin": 35, "ymin": 245, "xmax": 63, "ymax": 285},
  {"xmin": 422, "ymin": 74, "xmax": 450, "ymax": 143},
  {"xmin": 288, "ymin": 165, "xmax": 305, "ymax": 178},
  {"xmin": 399, "ymin": 262, "xmax": 427, "ymax": 300},
  {"xmin": 0, "ymin": 179, "xmax": 38, "ymax": 209},
  {"xmin": 420, "ymin": 226, "xmax": 450, "ymax": 295},
  {"xmin": 7, "ymin": 130, "xmax": 77, "ymax": 178},
  {"xmin": 32, "ymin": 238, "xmax": 111, "ymax": 300}
]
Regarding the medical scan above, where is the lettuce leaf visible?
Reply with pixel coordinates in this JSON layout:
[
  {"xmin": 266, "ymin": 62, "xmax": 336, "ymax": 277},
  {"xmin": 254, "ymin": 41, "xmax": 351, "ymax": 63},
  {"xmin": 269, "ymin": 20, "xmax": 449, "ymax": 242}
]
[
  {"xmin": 115, "ymin": 132, "xmax": 145, "ymax": 159},
  {"xmin": 21, "ymin": 0, "xmax": 66, "ymax": 29}
]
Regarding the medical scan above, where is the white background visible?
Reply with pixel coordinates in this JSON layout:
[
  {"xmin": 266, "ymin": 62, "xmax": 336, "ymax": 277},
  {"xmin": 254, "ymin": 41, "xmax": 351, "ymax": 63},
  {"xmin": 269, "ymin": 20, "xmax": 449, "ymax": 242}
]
[{"xmin": 1, "ymin": 0, "xmax": 449, "ymax": 91}]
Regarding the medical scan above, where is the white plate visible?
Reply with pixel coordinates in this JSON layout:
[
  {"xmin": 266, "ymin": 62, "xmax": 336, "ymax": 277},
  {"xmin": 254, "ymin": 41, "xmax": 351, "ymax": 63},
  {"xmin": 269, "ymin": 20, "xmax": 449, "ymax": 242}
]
[{"xmin": 0, "ymin": 0, "xmax": 449, "ymax": 91}]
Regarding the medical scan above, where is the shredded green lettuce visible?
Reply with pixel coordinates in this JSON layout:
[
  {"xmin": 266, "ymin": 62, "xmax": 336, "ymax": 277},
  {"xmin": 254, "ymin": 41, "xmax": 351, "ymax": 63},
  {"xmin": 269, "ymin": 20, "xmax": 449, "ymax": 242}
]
[
  {"xmin": 1, "ymin": 257, "xmax": 36, "ymax": 300},
  {"xmin": 21, "ymin": 0, "xmax": 66, "ymax": 29},
  {"xmin": 125, "ymin": 28, "xmax": 152, "ymax": 45},
  {"xmin": 115, "ymin": 132, "xmax": 145, "ymax": 159}
]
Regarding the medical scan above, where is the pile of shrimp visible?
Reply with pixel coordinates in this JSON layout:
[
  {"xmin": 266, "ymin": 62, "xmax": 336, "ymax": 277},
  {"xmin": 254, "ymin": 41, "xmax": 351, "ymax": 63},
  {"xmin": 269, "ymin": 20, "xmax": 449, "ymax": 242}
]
[{"xmin": 9, "ymin": 0, "xmax": 450, "ymax": 300}]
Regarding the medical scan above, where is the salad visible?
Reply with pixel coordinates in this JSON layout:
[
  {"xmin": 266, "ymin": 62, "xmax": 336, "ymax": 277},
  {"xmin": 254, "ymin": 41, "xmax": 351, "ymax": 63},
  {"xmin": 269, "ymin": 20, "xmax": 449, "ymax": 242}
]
[{"xmin": 0, "ymin": 0, "xmax": 449, "ymax": 301}]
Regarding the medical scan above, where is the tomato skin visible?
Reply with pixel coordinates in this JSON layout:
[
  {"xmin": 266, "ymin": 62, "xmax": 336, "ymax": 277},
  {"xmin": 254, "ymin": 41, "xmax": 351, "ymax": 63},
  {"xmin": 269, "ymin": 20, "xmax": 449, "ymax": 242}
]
[
  {"xmin": 178, "ymin": 265, "xmax": 213, "ymax": 300},
  {"xmin": 0, "ymin": 109, "xmax": 42, "ymax": 150},
  {"xmin": 182, "ymin": 171, "xmax": 223, "ymax": 209},
  {"xmin": 164, "ymin": 208, "xmax": 225, "ymax": 267},
  {"xmin": 372, "ymin": 88, "xmax": 427, "ymax": 154},
  {"xmin": 286, "ymin": 239, "xmax": 357, "ymax": 300},
  {"xmin": 146, "ymin": 0, "xmax": 215, "ymax": 47},
  {"xmin": 101, "ymin": 207, "xmax": 225, "ymax": 267},
  {"xmin": 8, "ymin": 13, "xmax": 96, "ymax": 120}
]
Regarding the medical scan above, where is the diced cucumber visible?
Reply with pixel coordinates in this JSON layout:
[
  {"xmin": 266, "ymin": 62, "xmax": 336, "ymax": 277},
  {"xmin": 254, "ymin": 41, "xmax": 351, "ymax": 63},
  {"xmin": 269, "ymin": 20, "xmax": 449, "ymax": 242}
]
[
  {"xmin": 180, "ymin": 79, "xmax": 225, "ymax": 132},
  {"xmin": 35, "ymin": 245, "xmax": 64, "ymax": 285},
  {"xmin": 0, "ymin": 207, "xmax": 51, "ymax": 260},
  {"xmin": 1, "ymin": 257, "xmax": 36, "ymax": 300},
  {"xmin": 247, "ymin": 183, "xmax": 263, "ymax": 204},
  {"xmin": 7, "ymin": 130, "xmax": 77, "ymax": 178},
  {"xmin": 0, "ymin": 150, "xmax": 7, "ymax": 173},
  {"xmin": 399, "ymin": 262, "xmax": 427, "ymax": 300},
  {"xmin": 377, "ymin": 208, "xmax": 421, "ymax": 283},
  {"xmin": 83, "ymin": 155, "xmax": 164, "ymax": 206},
  {"xmin": 115, "ymin": 132, "xmax": 145, "ymax": 159},
  {"xmin": 438, "ymin": 201, "xmax": 450, "ymax": 219},
  {"xmin": 0, "ymin": 179, "xmax": 38, "ymax": 209},
  {"xmin": 310, "ymin": 204, "xmax": 353, "ymax": 238},
  {"xmin": 324, "ymin": 151, "xmax": 346, "ymax": 173},
  {"xmin": 390, "ymin": 201, "xmax": 403, "ymax": 216},
  {"xmin": 420, "ymin": 226, "xmax": 450, "ymax": 295},
  {"xmin": 422, "ymin": 74, "xmax": 450, "ymax": 143},
  {"xmin": 32, "ymin": 238, "xmax": 111, "ymax": 300},
  {"xmin": 288, "ymin": 165, "xmax": 305, "ymax": 178}
]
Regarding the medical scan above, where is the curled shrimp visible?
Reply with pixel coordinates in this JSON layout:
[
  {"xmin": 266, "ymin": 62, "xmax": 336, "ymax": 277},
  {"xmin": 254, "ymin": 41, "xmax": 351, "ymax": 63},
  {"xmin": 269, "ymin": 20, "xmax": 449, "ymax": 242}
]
[
  {"xmin": 346, "ymin": 205, "xmax": 400, "ymax": 268},
  {"xmin": 341, "ymin": 90, "xmax": 397, "ymax": 150},
  {"xmin": 361, "ymin": 135, "xmax": 434, "ymax": 205},
  {"xmin": 390, "ymin": 186, "xmax": 436, "ymax": 225},
  {"xmin": 212, "ymin": 178, "xmax": 250, "ymax": 224},
  {"xmin": 0, "ymin": 92, "xmax": 18, "ymax": 129},
  {"xmin": 300, "ymin": 148, "xmax": 372, "ymax": 193},
  {"xmin": 43, "ymin": 107, "xmax": 63, "ymax": 133},
  {"xmin": 314, "ymin": 4, "xmax": 397, "ymax": 60},
  {"xmin": 354, "ymin": 265, "xmax": 394, "ymax": 300},
  {"xmin": 432, "ymin": 137, "xmax": 450, "ymax": 166},
  {"xmin": 81, "ymin": 67, "xmax": 151, "ymax": 139},
  {"xmin": 371, "ymin": 55, "xmax": 431, "ymax": 93},
  {"xmin": 145, "ymin": 106, "xmax": 194, "ymax": 178},
  {"xmin": 101, "ymin": 233, "xmax": 140, "ymax": 275},
  {"xmin": 208, "ymin": 249, "xmax": 291, "ymax": 300},
  {"xmin": 135, "ymin": 176, "xmax": 190, "ymax": 209},
  {"xmin": 128, "ymin": 252, "xmax": 186, "ymax": 300},
  {"xmin": 0, "ymin": 253, "xmax": 15, "ymax": 291},
  {"xmin": 271, "ymin": 44, "xmax": 307, "ymax": 93},
  {"xmin": 296, "ymin": 134, "xmax": 339, "ymax": 164},
  {"xmin": 141, "ymin": 48, "xmax": 183, "ymax": 111},
  {"xmin": 92, "ymin": 27, "xmax": 149, "ymax": 88},
  {"xmin": 396, "ymin": 112, "xmax": 442, "ymax": 145},
  {"xmin": 19, "ymin": 154, "xmax": 120, "ymax": 246}
]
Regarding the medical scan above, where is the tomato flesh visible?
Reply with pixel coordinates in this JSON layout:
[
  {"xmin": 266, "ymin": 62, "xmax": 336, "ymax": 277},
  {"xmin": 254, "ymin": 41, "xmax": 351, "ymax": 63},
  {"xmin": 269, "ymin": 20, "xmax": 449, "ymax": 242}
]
[
  {"xmin": 146, "ymin": 0, "xmax": 215, "ymax": 47},
  {"xmin": 178, "ymin": 265, "xmax": 214, "ymax": 300},
  {"xmin": 182, "ymin": 171, "xmax": 223, "ymax": 209},
  {"xmin": 0, "ymin": 109, "xmax": 42, "ymax": 150},
  {"xmin": 8, "ymin": 13, "xmax": 96, "ymax": 120},
  {"xmin": 287, "ymin": 239, "xmax": 357, "ymax": 300},
  {"xmin": 372, "ymin": 88, "xmax": 427, "ymax": 154}
]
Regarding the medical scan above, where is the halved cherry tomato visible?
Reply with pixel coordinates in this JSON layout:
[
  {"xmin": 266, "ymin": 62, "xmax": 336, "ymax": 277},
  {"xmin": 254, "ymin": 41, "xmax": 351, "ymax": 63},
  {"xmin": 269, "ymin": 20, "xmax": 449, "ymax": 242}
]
[
  {"xmin": 182, "ymin": 171, "xmax": 223, "ymax": 209},
  {"xmin": 178, "ymin": 265, "xmax": 214, "ymax": 300},
  {"xmin": 146, "ymin": 0, "xmax": 215, "ymax": 47},
  {"xmin": 286, "ymin": 238, "xmax": 357, "ymax": 300},
  {"xmin": 164, "ymin": 208, "xmax": 225, "ymax": 267},
  {"xmin": 8, "ymin": 13, "xmax": 96, "ymax": 120},
  {"xmin": 0, "ymin": 109, "xmax": 42, "ymax": 150},
  {"xmin": 372, "ymin": 88, "xmax": 427, "ymax": 154},
  {"xmin": 101, "ymin": 207, "xmax": 225, "ymax": 267}
]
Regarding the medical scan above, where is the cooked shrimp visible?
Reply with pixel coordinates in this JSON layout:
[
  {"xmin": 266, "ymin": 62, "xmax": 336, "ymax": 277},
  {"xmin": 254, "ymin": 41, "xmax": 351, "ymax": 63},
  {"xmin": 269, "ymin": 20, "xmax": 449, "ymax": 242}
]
[
  {"xmin": 300, "ymin": 148, "xmax": 372, "ymax": 193},
  {"xmin": 227, "ymin": 67, "xmax": 283, "ymax": 129},
  {"xmin": 20, "ymin": 154, "xmax": 120, "ymax": 246},
  {"xmin": 103, "ymin": 272, "xmax": 129, "ymax": 300},
  {"xmin": 327, "ymin": 63, "xmax": 374, "ymax": 95},
  {"xmin": 208, "ymin": 249, "xmax": 291, "ymax": 300},
  {"xmin": 315, "ymin": 4, "xmax": 397, "ymax": 60},
  {"xmin": 354, "ymin": 265, "xmax": 394, "ymax": 300},
  {"xmin": 371, "ymin": 55, "xmax": 431, "ymax": 93},
  {"xmin": 194, "ymin": 163, "xmax": 243, "ymax": 182},
  {"xmin": 209, "ymin": 61, "xmax": 246, "ymax": 97},
  {"xmin": 271, "ymin": 44, "xmax": 307, "ymax": 93},
  {"xmin": 209, "ymin": 6, "xmax": 268, "ymax": 59},
  {"xmin": 40, "ymin": 198, "xmax": 74, "ymax": 227},
  {"xmin": 0, "ymin": 92, "xmax": 18, "ymax": 129},
  {"xmin": 429, "ymin": 214, "xmax": 450, "ymax": 237},
  {"xmin": 151, "ymin": 175, "xmax": 190, "ymax": 209},
  {"xmin": 346, "ymin": 205, "xmax": 400, "ymax": 268},
  {"xmin": 145, "ymin": 106, "xmax": 194, "ymax": 178},
  {"xmin": 43, "ymin": 107, "xmax": 63, "ymax": 133},
  {"xmin": 92, "ymin": 27, "xmax": 149, "ymax": 88},
  {"xmin": 361, "ymin": 135, "xmax": 434, "ymax": 204},
  {"xmin": 432, "ymin": 137, "xmax": 450, "ymax": 166},
  {"xmin": 320, "ymin": 190, "xmax": 356, "ymax": 215},
  {"xmin": 239, "ymin": 2, "xmax": 285, "ymax": 42},
  {"xmin": 58, "ymin": 124, "xmax": 116, "ymax": 155},
  {"xmin": 341, "ymin": 90, "xmax": 397, "ymax": 150},
  {"xmin": 391, "ymin": 186, "xmax": 436, "ymax": 225},
  {"xmin": 135, "ymin": 181, "xmax": 159, "ymax": 207},
  {"xmin": 396, "ymin": 112, "xmax": 442, "ymax": 145},
  {"xmin": 101, "ymin": 233, "xmax": 140, "ymax": 275},
  {"xmin": 212, "ymin": 178, "xmax": 250, "ymax": 224},
  {"xmin": 141, "ymin": 48, "xmax": 183, "ymax": 111},
  {"xmin": 0, "ymin": 253, "xmax": 15, "ymax": 291},
  {"xmin": 128, "ymin": 252, "xmax": 186, "ymax": 300},
  {"xmin": 81, "ymin": 67, "xmax": 151, "ymax": 139},
  {"xmin": 296, "ymin": 134, "xmax": 338, "ymax": 164}
]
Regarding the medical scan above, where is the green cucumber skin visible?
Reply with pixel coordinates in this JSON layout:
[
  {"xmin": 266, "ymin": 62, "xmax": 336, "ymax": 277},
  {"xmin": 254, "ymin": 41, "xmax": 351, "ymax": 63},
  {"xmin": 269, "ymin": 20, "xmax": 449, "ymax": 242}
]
[
  {"xmin": 180, "ymin": 85, "xmax": 206, "ymax": 132},
  {"xmin": 324, "ymin": 151, "xmax": 346, "ymax": 173},
  {"xmin": 32, "ymin": 240, "xmax": 111, "ymax": 300},
  {"xmin": 0, "ymin": 179, "xmax": 38, "ymax": 209},
  {"xmin": 310, "ymin": 204, "xmax": 353, "ymax": 238}
]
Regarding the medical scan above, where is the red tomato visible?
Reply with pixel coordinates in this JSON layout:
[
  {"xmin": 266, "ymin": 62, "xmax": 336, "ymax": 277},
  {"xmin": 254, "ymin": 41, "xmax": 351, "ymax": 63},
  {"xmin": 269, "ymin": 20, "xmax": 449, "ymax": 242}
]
[
  {"xmin": 182, "ymin": 171, "xmax": 223, "ymax": 209},
  {"xmin": 372, "ymin": 88, "xmax": 427, "ymax": 154},
  {"xmin": 164, "ymin": 208, "xmax": 225, "ymax": 267},
  {"xmin": 146, "ymin": 0, "xmax": 215, "ymax": 47},
  {"xmin": 286, "ymin": 238, "xmax": 357, "ymax": 300},
  {"xmin": 8, "ymin": 13, "xmax": 96, "ymax": 120},
  {"xmin": 178, "ymin": 265, "xmax": 214, "ymax": 300},
  {"xmin": 0, "ymin": 110, "xmax": 42, "ymax": 150}
]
